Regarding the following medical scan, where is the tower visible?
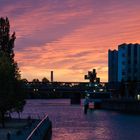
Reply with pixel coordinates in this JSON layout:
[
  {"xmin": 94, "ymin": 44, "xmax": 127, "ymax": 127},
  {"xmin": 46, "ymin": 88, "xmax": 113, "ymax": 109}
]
[{"xmin": 51, "ymin": 71, "xmax": 53, "ymax": 82}]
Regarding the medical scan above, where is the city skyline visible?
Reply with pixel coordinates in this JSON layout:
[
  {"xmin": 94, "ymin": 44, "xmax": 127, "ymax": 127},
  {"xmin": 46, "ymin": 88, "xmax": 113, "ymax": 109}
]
[{"xmin": 0, "ymin": 0, "xmax": 140, "ymax": 81}]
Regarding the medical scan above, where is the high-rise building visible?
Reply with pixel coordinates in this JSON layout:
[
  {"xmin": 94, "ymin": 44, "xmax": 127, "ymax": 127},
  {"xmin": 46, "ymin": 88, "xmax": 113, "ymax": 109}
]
[
  {"xmin": 108, "ymin": 43, "xmax": 140, "ymax": 82},
  {"xmin": 108, "ymin": 49, "xmax": 118, "ymax": 82},
  {"xmin": 118, "ymin": 43, "xmax": 140, "ymax": 82}
]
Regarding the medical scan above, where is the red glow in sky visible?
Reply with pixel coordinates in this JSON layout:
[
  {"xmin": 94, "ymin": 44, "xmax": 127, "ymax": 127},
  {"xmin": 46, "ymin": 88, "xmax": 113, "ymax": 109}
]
[{"xmin": 1, "ymin": 0, "xmax": 140, "ymax": 81}]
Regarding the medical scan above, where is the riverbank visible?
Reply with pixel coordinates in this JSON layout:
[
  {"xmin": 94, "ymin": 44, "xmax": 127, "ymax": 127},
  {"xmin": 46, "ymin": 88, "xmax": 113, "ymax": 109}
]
[
  {"xmin": 7, "ymin": 99, "xmax": 140, "ymax": 140},
  {"xmin": 0, "ymin": 116, "xmax": 52, "ymax": 140},
  {"xmin": 0, "ymin": 118, "xmax": 38, "ymax": 140},
  {"xmin": 101, "ymin": 99, "xmax": 140, "ymax": 113}
]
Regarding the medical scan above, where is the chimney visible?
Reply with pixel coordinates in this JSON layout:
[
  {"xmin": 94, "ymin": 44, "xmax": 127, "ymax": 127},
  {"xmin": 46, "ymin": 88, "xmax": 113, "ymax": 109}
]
[{"xmin": 51, "ymin": 71, "xmax": 53, "ymax": 82}]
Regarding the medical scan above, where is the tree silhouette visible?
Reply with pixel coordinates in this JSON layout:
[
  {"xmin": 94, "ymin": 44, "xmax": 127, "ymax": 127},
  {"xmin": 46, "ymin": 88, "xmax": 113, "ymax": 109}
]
[
  {"xmin": 0, "ymin": 17, "xmax": 25, "ymax": 127},
  {"xmin": 32, "ymin": 79, "xmax": 40, "ymax": 83},
  {"xmin": 119, "ymin": 80, "xmax": 125, "ymax": 98},
  {"xmin": 42, "ymin": 77, "xmax": 49, "ymax": 83}
]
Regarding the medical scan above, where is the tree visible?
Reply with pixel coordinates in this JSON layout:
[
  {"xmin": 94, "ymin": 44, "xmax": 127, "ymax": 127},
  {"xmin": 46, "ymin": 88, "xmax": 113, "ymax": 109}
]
[
  {"xmin": 32, "ymin": 79, "xmax": 40, "ymax": 83},
  {"xmin": 42, "ymin": 77, "xmax": 49, "ymax": 83},
  {"xmin": 22, "ymin": 78, "xmax": 28, "ymax": 83},
  {"xmin": 0, "ymin": 17, "xmax": 25, "ymax": 127},
  {"xmin": 119, "ymin": 80, "xmax": 125, "ymax": 98},
  {"xmin": 127, "ymin": 80, "xmax": 136, "ymax": 98}
]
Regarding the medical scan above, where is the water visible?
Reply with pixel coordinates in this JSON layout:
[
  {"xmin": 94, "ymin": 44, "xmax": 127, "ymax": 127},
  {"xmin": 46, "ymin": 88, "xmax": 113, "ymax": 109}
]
[{"xmin": 13, "ymin": 99, "xmax": 140, "ymax": 140}]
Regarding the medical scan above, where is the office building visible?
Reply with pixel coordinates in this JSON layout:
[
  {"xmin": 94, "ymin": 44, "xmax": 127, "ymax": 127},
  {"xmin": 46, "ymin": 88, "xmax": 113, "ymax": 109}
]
[
  {"xmin": 118, "ymin": 43, "xmax": 140, "ymax": 82},
  {"xmin": 108, "ymin": 49, "xmax": 118, "ymax": 82},
  {"xmin": 108, "ymin": 43, "xmax": 140, "ymax": 82}
]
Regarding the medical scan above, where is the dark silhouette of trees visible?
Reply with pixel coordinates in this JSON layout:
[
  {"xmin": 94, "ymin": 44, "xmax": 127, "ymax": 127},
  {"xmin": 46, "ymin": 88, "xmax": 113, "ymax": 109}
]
[
  {"xmin": 42, "ymin": 77, "xmax": 49, "ymax": 83},
  {"xmin": 32, "ymin": 79, "xmax": 40, "ymax": 83},
  {"xmin": 127, "ymin": 81, "xmax": 137, "ymax": 98},
  {"xmin": 0, "ymin": 17, "xmax": 25, "ymax": 127},
  {"xmin": 22, "ymin": 78, "xmax": 28, "ymax": 83},
  {"xmin": 119, "ymin": 80, "xmax": 125, "ymax": 98}
]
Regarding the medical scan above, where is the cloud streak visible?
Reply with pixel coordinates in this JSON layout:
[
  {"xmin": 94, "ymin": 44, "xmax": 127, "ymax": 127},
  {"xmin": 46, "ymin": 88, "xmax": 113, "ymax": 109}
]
[{"xmin": 1, "ymin": 0, "xmax": 140, "ymax": 81}]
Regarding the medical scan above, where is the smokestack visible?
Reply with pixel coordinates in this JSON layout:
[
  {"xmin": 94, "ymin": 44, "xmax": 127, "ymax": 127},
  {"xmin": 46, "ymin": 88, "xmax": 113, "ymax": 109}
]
[{"xmin": 51, "ymin": 71, "xmax": 53, "ymax": 82}]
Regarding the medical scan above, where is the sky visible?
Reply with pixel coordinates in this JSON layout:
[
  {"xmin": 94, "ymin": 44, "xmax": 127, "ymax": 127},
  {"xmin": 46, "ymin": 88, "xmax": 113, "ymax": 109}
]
[{"xmin": 1, "ymin": 0, "xmax": 140, "ymax": 82}]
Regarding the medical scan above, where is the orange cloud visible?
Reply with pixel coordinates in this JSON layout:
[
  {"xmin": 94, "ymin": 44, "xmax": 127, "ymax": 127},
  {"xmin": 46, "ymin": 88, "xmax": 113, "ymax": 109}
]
[{"xmin": 1, "ymin": 0, "xmax": 140, "ymax": 82}]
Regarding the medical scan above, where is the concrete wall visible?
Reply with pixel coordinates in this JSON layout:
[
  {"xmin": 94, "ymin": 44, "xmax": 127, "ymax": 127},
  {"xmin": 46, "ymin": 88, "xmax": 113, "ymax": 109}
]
[
  {"xmin": 101, "ymin": 99, "xmax": 140, "ymax": 113},
  {"xmin": 26, "ymin": 115, "xmax": 52, "ymax": 140}
]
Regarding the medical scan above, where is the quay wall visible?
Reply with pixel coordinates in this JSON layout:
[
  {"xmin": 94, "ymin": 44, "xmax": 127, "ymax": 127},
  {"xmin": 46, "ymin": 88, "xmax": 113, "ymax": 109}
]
[
  {"xmin": 101, "ymin": 99, "xmax": 140, "ymax": 113},
  {"xmin": 26, "ymin": 115, "xmax": 52, "ymax": 140}
]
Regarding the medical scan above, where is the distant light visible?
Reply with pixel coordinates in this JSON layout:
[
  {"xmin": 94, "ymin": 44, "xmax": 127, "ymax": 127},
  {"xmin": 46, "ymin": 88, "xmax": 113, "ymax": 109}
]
[
  {"xmin": 99, "ymin": 89, "xmax": 103, "ymax": 91},
  {"xmin": 89, "ymin": 83, "xmax": 92, "ymax": 87},
  {"xmin": 33, "ymin": 88, "xmax": 38, "ymax": 92},
  {"xmin": 87, "ymin": 94, "xmax": 90, "ymax": 97},
  {"xmin": 53, "ymin": 89, "xmax": 56, "ymax": 92},
  {"xmin": 95, "ymin": 84, "xmax": 97, "ymax": 87},
  {"xmin": 93, "ymin": 90, "xmax": 96, "ymax": 92},
  {"xmin": 137, "ymin": 94, "xmax": 140, "ymax": 100}
]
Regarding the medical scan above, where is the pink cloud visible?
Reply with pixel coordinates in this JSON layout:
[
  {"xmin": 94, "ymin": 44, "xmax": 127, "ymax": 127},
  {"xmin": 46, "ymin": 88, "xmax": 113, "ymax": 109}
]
[{"xmin": 1, "ymin": 0, "xmax": 140, "ymax": 81}]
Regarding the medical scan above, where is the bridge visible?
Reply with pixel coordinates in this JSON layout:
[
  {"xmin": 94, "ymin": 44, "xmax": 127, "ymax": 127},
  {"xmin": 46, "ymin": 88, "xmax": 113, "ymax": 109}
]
[{"xmin": 24, "ymin": 81, "xmax": 108, "ymax": 98}]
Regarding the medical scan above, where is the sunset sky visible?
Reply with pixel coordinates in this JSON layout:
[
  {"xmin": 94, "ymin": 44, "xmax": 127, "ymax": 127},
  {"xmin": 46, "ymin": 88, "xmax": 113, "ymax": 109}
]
[{"xmin": 1, "ymin": 0, "xmax": 140, "ymax": 82}]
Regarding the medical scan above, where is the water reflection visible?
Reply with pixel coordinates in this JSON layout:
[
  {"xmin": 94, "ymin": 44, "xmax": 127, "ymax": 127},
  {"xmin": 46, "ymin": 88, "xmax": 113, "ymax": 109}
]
[{"xmin": 13, "ymin": 99, "xmax": 140, "ymax": 140}]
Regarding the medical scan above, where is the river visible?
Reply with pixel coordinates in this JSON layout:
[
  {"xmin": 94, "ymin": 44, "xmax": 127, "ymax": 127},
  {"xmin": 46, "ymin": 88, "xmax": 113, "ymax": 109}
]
[{"xmin": 12, "ymin": 99, "xmax": 140, "ymax": 140}]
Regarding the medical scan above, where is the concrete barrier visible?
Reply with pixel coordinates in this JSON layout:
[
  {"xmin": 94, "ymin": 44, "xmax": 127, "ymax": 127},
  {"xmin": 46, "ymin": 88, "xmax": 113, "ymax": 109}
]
[
  {"xmin": 101, "ymin": 99, "xmax": 140, "ymax": 113},
  {"xmin": 26, "ymin": 115, "xmax": 52, "ymax": 140}
]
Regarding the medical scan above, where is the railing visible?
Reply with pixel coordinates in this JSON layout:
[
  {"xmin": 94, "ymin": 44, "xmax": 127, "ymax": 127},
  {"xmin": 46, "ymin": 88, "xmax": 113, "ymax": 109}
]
[{"xmin": 26, "ymin": 115, "xmax": 52, "ymax": 140}]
